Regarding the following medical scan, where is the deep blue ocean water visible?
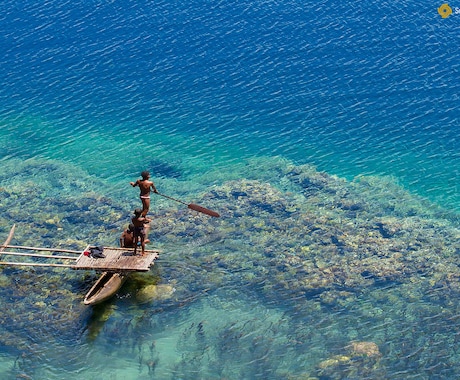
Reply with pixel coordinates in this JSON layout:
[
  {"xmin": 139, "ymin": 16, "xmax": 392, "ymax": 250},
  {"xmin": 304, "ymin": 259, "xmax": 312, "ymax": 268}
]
[
  {"xmin": 0, "ymin": 0, "xmax": 459, "ymax": 378},
  {"xmin": 1, "ymin": 0, "xmax": 458, "ymax": 209}
]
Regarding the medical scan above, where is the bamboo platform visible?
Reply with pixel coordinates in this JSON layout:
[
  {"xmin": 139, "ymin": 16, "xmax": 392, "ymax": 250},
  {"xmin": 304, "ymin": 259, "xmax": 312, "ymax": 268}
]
[
  {"xmin": 0, "ymin": 225, "xmax": 159, "ymax": 272},
  {"xmin": 74, "ymin": 246, "xmax": 159, "ymax": 272}
]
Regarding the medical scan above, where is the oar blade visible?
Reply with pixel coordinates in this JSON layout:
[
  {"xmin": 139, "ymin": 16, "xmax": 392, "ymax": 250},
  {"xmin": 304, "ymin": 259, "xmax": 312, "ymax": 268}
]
[{"xmin": 188, "ymin": 203, "xmax": 220, "ymax": 218}]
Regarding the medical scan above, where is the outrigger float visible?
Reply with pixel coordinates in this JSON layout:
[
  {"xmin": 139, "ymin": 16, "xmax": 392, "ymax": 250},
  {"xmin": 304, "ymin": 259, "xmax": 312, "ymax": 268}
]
[{"xmin": 0, "ymin": 225, "xmax": 159, "ymax": 306}]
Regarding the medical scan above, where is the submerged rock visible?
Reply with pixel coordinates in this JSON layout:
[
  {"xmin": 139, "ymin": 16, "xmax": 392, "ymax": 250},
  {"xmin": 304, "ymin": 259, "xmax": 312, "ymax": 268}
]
[
  {"xmin": 318, "ymin": 355, "xmax": 351, "ymax": 369},
  {"xmin": 316, "ymin": 341, "xmax": 382, "ymax": 378},
  {"xmin": 347, "ymin": 341, "xmax": 381, "ymax": 357},
  {"xmin": 136, "ymin": 284, "xmax": 176, "ymax": 303}
]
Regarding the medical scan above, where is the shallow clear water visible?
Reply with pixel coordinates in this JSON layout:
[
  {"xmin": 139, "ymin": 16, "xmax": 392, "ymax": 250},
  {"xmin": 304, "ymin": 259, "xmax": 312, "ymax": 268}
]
[{"xmin": 0, "ymin": 0, "xmax": 459, "ymax": 379}]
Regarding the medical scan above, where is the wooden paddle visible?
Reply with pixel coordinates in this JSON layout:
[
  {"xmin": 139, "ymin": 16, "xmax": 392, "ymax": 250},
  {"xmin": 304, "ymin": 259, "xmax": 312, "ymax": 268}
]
[{"xmin": 156, "ymin": 193, "xmax": 220, "ymax": 217}]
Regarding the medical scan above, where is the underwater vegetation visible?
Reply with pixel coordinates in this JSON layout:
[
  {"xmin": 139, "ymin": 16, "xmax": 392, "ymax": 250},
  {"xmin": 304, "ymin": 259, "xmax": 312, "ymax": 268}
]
[{"xmin": 0, "ymin": 157, "xmax": 459, "ymax": 378}]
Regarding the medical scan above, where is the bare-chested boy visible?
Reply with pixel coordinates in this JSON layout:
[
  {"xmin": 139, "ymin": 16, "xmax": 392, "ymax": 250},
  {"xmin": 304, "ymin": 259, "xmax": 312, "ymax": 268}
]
[
  {"xmin": 130, "ymin": 170, "xmax": 158, "ymax": 217},
  {"xmin": 119, "ymin": 223, "xmax": 135, "ymax": 248},
  {"xmin": 131, "ymin": 209, "xmax": 151, "ymax": 255}
]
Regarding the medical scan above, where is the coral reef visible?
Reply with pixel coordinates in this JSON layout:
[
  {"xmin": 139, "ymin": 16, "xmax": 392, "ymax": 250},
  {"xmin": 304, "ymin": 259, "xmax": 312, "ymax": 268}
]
[
  {"xmin": 0, "ymin": 157, "xmax": 459, "ymax": 379},
  {"xmin": 156, "ymin": 163, "xmax": 459, "ymax": 308}
]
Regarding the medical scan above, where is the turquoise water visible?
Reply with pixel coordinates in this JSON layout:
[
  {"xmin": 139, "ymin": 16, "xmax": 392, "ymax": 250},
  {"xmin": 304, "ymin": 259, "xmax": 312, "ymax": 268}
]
[{"xmin": 1, "ymin": 0, "xmax": 459, "ymax": 379}]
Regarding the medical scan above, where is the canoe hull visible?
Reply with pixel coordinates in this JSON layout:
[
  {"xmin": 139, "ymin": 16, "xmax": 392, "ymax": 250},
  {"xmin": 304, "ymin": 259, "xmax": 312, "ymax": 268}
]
[{"xmin": 84, "ymin": 271, "xmax": 127, "ymax": 305}]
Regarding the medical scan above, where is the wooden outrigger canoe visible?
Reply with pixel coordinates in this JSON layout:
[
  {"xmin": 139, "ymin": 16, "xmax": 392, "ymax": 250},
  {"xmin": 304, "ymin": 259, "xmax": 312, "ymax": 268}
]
[
  {"xmin": 0, "ymin": 225, "xmax": 159, "ymax": 305},
  {"xmin": 84, "ymin": 271, "xmax": 128, "ymax": 305}
]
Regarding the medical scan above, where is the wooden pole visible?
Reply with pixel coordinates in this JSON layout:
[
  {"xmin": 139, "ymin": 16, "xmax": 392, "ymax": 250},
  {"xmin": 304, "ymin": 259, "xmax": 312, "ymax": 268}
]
[
  {"xmin": 0, "ymin": 225, "xmax": 16, "ymax": 252},
  {"xmin": 0, "ymin": 252, "xmax": 77, "ymax": 260},
  {"xmin": 4, "ymin": 245, "xmax": 83, "ymax": 254},
  {"xmin": 0, "ymin": 261, "xmax": 75, "ymax": 268},
  {"xmin": 100, "ymin": 246, "xmax": 160, "ymax": 253},
  {"xmin": 5, "ymin": 245, "xmax": 160, "ymax": 254}
]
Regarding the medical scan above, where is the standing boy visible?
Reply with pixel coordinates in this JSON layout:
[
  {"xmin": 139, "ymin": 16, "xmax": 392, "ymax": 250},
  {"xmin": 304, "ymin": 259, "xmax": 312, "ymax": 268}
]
[
  {"xmin": 131, "ymin": 209, "xmax": 151, "ymax": 256},
  {"xmin": 130, "ymin": 170, "xmax": 158, "ymax": 217}
]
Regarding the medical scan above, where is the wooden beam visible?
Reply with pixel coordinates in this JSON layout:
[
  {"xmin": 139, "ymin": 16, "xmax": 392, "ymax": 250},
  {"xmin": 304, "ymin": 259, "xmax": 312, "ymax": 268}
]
[
  {"xmin": 0, "ymin": 252, "xmax": 77, "ymax": 260},
  {"xmin": 4, "ymin": 245, "xmax": 159, "ymax": 254},
  {"xmin": 99, "ymin": 246, "xmax": 160, "ymax": 253},
  {"xmin": 0, "ymin": 225, "xmax": 16, "ymax": 252},
  {"xmin": 0, "ymin": 261, "xmax": 75, "ymax": 268},
  {"xmin": 4, "ymin": 245, "xmax": 82, "ymax": 254}
]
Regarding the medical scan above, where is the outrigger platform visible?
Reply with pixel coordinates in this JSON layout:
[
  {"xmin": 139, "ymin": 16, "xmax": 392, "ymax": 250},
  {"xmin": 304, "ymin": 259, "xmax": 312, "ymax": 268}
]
[
  {"xmin": 0, "ymin": 225, "xmax": 160, "ymax": 305},
  {"xmin": 75, "ymin": 245, "xmax": 159, "ymax": 272}
]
